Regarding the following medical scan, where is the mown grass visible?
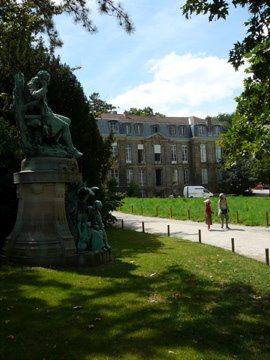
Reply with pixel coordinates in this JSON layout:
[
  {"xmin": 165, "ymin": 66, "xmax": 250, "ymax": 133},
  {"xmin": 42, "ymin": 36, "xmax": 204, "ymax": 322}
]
[
  {"xmin": 119, "ymin": 197, "xmax": 270, "ymax": 226},
  {"xmin": 1, "ymin": 228, "xmax": 270, "ymax": 360}
]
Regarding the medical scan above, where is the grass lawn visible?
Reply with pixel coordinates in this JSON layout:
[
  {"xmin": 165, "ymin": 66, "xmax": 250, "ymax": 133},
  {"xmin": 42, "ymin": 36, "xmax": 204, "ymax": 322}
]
[
  {"xmin": 1, "ymin": 228, "xmax": 270, "ymax": 360},
  {"xmin": 120, "ymin": 197, "xmax": 270, "ymax": 226}
]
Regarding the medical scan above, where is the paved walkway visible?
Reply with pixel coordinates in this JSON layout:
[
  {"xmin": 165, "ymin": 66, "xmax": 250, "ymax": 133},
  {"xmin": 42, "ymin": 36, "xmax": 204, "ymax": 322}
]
[{"xmin": 113, "ymin": 211, "xmax": 270, "ymax": 264}]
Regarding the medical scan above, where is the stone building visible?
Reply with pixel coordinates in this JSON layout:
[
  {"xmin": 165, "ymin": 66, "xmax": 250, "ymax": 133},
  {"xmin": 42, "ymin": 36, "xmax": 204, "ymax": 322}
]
[{"xmin": 97, "ymin": 113, "xmax": 226, "ymax": 197}]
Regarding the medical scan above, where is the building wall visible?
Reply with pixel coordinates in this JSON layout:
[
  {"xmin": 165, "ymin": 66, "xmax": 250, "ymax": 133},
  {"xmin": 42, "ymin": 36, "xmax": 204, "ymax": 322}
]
[{"xmin": 98, "ymin": 114, "xmax": 225, "ymax": 197}]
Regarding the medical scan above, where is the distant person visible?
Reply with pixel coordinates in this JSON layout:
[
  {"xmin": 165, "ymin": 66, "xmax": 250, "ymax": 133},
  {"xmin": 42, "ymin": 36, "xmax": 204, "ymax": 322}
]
[
  {"xmin": 204, "ymin": 199, "xmax": 213, "ymax": 230},
  {"xmin": 218, "ymin": 193, "xmax": 230, "ymax": 229}
]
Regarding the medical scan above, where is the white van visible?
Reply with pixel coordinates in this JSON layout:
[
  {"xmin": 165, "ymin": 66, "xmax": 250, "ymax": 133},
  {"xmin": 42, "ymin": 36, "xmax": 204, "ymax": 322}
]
[{"xmin": 183, "ymin": 186, "xmax": 214, "ymax": 198}]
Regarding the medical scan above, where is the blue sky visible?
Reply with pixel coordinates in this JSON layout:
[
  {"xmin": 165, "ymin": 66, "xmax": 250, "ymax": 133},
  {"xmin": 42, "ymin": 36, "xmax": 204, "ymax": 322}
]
[{"xmin": 55, "ymin": 0, "xmax": 249, "ymax": 117}]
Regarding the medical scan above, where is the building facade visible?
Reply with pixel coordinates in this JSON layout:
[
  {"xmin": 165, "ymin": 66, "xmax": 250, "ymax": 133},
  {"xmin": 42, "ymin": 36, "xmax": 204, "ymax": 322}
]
[{"xmin": 97, "ymin": 113, "xmax": 225, "ymax": 197}]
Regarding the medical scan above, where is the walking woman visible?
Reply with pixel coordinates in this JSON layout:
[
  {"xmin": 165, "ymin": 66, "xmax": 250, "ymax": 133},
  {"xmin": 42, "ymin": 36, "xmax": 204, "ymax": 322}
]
[
  {"xmin": 218, "ymin": 193, "xmax": 230, "ymax": 229},
  {"xmin": 204, "ymin": 199, "xmax": 213, "ymax": 230}
]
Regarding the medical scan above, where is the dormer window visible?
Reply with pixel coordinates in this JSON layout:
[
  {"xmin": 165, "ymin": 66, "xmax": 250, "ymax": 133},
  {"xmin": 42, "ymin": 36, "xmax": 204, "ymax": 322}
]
[
  {"xmin": 109, "ymin": 120, "xmax": 118, "ymax": 133},
  {"xmin": 123, "ymin": 123, "xmax": 131, "ymax": 135},
  {"xmin": 152, "ymin": 124, "xmax": 159, "ymax": 133},
  {"xmin": 134, "ymin": 123, "xmax": 143, "ymax": 135},
  {"xmin": 168, "ymin": 125, "xmax": 176, "ymax": 136},
  {"xmin": 179, "ymin": 126, "xmax": 187, "ymax": 136},
  {"xmin": 213, "ymin": 126, "xmax": 221, "ymax": 135},
  {"xmin": 198, "ymin": 125, "xmax": 206, "ymax": 135}
]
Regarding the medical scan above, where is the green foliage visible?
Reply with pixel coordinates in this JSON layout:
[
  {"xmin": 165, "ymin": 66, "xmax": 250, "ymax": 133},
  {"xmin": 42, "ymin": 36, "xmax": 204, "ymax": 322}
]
[
  {"xmin": 0, "ymin": 117, "xmax": 22, "ymax": 243},
  {"xmin": 0, "ymin": 1, "xmax": 60, "ymax": 75},
  {"xmin": 182, "ymin": 0, "xmax": 270, "ymax": 70},
  {"xmin": 126, "ymin": 180, "xmax": 141, "ymax": 197},
  {"xmin": 0, "ymin": 118, "xmax": 22, "ymax": 171},
  {"xmin": 1, "ymin": 229, "xmax": 270, "ymax": 359},
  {"xmin": 0, "ymin": 55, "xmax": 116, "ymax": 235},
  {"xmin": 0, "ymin": 1, "xmax": 127, "ymax": 239},
  {"xmin": 45, "ymin": 59, "xmax": 106, "ymax": 187},
  {"xmin": 102, "ymin": 177, "xmax": 125, "ymax": 225},
  {"xmin": 0, "ymin": 1, "xmax": 133, "ymax": 58},
  {"xmin": 183, "ymin": 1, "xmax": 270, "ymax": 168},
  {"xmin": 45, "ymin": 60, "xmax": 118, "ymax": 224},
  {"xmin": 251, "ymin": 159, "xmax": 270, "ymax": 186},
  {"xmin": 125, "ymin": 107, "xmax": 166, "ymax": 117},
  {"xmin": 89, "ymin": 92, "xmax": 116, "ymax": 117},
  {"xmin": 217, "ymin": 159, "xmax": 255, "ymax": 195},
  {"xmin": 220, "ymin": 39, "xmax": 270, "ymax": 166},
  {"xmin": 212, "ymin": 112, "xmax": 233, "ymax": 127}
]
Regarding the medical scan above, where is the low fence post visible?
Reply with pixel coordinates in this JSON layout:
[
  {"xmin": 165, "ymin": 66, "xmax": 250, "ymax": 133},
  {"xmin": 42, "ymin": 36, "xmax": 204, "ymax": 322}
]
[
  {"xmin": 142, "ymin": 221, "xmax": 145, "ymax": 233},
  {"xmin": 121, "ymin": 219, "xmax": 124, "ymax": 229},
  {"xmin": 198, "ymin": 229, "xmax": 201, "ymax": 243},
  {"xmin": 265, "ymin": 249, "xmax": 269, "ymax": 266},
  {"xmin": 231, "ymin": 238, "xmax": 235, "ymax": 253},
  {"xmin": 167, "ymin": 225, "xmax": 170, "ymax": 237}
]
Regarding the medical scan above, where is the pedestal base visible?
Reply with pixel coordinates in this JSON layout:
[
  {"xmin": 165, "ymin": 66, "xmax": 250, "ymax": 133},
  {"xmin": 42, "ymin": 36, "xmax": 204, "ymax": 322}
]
[{"xmin": 1, "ymin": 157, "xmax": 112, "ymax": 267}]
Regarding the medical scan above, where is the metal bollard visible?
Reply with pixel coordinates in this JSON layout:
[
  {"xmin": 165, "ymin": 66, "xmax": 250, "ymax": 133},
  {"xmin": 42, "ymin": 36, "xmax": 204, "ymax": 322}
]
[
  {"xmin": 265, "ymin": 249, "xmax": 269, "ymax": 266},
  {"xmin": 198, "ymin": 229, "xmax": 201, "ymax": 243},
  {"xmin": 231, "ymin": 238, "xmax": 235, "ymax": 252}
]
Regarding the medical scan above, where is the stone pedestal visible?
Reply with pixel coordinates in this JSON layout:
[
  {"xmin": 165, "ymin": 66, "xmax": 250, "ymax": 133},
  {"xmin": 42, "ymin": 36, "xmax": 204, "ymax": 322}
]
[{"xmin": 2, "ymin": 157, "xmax": 82, "ymax": 267}]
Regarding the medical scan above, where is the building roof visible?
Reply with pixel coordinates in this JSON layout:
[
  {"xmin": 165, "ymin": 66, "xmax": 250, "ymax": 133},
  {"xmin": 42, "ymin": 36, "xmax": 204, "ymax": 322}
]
[{"xmin": 99, "ymin": 113, "xmax": 207, "ymax": 125}]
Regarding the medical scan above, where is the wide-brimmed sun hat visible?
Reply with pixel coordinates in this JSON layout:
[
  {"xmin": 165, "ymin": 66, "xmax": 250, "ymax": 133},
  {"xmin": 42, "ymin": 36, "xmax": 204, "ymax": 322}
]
[{"xmin": 203, "ymin": 199, "xmax": 211, "ymax": 203}]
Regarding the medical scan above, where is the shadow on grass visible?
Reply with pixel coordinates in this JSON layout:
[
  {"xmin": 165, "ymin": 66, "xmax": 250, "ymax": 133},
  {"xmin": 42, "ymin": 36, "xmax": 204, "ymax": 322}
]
[{"xmin": 1, "ymin": 228, "xmax": 270, "ymax": 360}]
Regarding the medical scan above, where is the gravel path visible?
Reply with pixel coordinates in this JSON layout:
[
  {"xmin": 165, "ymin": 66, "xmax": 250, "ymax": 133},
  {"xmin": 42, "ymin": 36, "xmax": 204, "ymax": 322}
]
[{"xmin": 113, "ymin": 211, "xmax": 270, "ymax": 264}]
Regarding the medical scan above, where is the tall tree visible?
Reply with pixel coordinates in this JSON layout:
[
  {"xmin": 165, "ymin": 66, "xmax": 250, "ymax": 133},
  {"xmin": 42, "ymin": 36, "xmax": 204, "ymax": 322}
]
[
  {"xmin": 0, "ymin": 0, "xmax": 127, "ymax": 237},
  {"xmin": 212, "ymin": 113, "xmax": 234, "ymax": 127},
  {"xmin": 89, "ymin": 92, "xmax": 116, "ymax": 117},
  {"xmin": 251, "ymin": 159, "xmax": 270, "ymax": 188},
  {"xmin": 1, "ymin": 0, "xmax": 134, "ymax": 57},
  {"xmin": 0, "ymin": 0, "xmax": 134, "ymax": 94},
  {"xmin": 0, "ymin": 117, "xmax": 22, "ymax": 244},
  {"xmin": 182, "ymin": 1, "xmax": 270, "ymax": 168},
  {"xmin": 125, "ymin": 107, "xmax": 166, "ymax": 117},
  {"xmin": 217, "ymin": 158, "xmax": 255, "ymax": 195},
  {"xmin": 0, "ymin": 0, "xmax": 123, "ymax": 187},
  {"xmin": 220, "ymin": 39, "xmax": 270, "ymax": 166},
  {"xmin": 182, "ymin": 0, "xmax": 270, "ymax": 69}
]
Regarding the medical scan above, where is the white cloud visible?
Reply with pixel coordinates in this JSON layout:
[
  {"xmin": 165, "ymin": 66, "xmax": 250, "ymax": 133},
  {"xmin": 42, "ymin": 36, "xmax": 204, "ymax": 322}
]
[{"xmin": 109, "ymin": 52, "xmax": 246, "ymax": 117}]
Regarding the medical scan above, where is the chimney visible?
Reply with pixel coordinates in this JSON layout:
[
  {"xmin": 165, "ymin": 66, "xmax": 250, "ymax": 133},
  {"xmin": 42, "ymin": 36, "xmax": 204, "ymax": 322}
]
[{"xmin": 205, "ymin": 116, "xmax": 212, "ymax": 127}]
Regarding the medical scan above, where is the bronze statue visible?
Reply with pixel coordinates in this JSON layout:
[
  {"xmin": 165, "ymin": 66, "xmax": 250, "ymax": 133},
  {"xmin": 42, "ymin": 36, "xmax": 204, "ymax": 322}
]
[{"xmin": 13, "ymin": 70, "xmax": 82, "ymax": 158}]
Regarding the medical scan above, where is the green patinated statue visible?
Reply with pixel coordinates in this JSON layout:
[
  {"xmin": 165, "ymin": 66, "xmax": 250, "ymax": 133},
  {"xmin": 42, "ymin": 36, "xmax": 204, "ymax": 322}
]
[
  {"xmin": 89, "ymin": 200, "xmax": 111, "ymax": 253},
  {"xmin": 13, "ymin": 70, "xmax": 82, "ymax": 158},
  {"xmin": 75, "ymin": 184, "xmax": 110, "ymax": 254},
  {"xmin": 76, "ymin": 185, "xmax": 95, "ymax": 252}
]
